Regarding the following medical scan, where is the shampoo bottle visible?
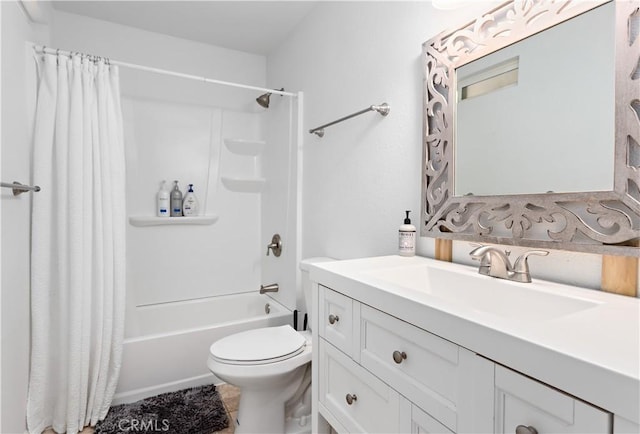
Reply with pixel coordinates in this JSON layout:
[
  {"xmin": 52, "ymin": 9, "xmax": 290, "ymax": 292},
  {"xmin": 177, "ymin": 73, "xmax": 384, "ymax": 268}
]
[
  {"xmin": 170, "ymin": 180, "xmax": 183, "ymax": 217},
  {"xmin": 182, "ymin": 184, "xmax": 199, "ymax": 216},
  {"xmin": 157, "ymin": 180, "xmax": 170, "ymax": 217},
  {"xmin": 399, "ymin": 210, "xmax": 416, "ymax": 257}
]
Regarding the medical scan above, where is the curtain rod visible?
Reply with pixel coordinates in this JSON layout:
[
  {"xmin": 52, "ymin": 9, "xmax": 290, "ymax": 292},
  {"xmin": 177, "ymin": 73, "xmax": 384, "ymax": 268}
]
[{"xmin": 32, "ymin": 44, "xmax": 296, "ymax": 97}]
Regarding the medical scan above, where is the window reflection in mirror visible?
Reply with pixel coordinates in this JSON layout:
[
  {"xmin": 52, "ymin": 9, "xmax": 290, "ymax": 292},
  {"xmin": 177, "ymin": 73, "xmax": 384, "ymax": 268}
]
[{"xmin": 454, "ymin": 2, "xmax": 615, "ymax": 197}]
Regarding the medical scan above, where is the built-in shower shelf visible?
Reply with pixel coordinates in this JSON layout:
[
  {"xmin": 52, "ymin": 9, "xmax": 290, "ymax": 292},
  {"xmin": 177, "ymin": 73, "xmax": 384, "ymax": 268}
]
[
  {"xmin": 129, "ymin": 215, "xmax": 220, "ymax": 227},
  {"xmin": 221, "ymin": 177, "xmax": 266, "ymax": 193},
  {"xmin": 224, "ymin": 138, "xmax": 266, "ymax": 156}
]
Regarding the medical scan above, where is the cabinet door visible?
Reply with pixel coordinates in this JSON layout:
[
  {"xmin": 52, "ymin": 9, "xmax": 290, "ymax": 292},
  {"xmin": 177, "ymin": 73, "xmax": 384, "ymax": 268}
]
[
  {"xmin": 319, "ymin": 339, "xmax": 402, "ymax": 433},
  {"xmin": 495, "ymin": 365, "xmax": 612, "ymax": 434},
  {"xmin": 319, "ymin": 286, "xmax": 354, "ymax": 357},
  {"xmin": 410, "ymin": 404, "xmax": 454, "ymax": 434}
]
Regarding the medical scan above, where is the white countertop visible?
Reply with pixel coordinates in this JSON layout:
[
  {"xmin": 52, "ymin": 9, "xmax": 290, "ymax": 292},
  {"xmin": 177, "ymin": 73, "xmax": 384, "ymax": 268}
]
[{"xmin": 309, "ymin": 255, "xmax": 640, "ymax": 424}]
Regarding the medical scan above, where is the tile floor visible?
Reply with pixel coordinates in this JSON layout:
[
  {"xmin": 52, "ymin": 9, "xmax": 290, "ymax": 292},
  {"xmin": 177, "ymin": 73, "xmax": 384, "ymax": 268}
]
[
  {"xmin": 215, "ymin": 383, "xmax": 241, "ymax": 434},
  {"xmin": 42, "ymin": 383, "xmax": 240, "ymax": 434}
]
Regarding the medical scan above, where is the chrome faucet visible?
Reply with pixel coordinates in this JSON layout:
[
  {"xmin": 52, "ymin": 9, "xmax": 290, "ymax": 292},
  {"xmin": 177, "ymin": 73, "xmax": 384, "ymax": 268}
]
[
  {"xmin": 469, "ymin": 245, "xmax": 548, "ymax": 283},
  {"xmin": 259, "ymin": 283, "xmax": 279, "ymax": 294}
]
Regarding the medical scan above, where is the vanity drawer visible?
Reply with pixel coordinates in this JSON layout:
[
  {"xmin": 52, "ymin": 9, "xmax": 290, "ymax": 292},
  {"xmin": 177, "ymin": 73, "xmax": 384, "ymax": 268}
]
[
  {"xmin": 359, "ymin": 304, "xmax": 462, "ymax": 431},
  {"xmin": 495, "ymin": 365, "xmax": 612, "ymax": 434},
  {"xmin": 319, "ymin": 286, "xmax": 354, "ymax": 357},
  {"xmin": 319, "ymin": 338, "xmax": 402, "ymax": 433}
]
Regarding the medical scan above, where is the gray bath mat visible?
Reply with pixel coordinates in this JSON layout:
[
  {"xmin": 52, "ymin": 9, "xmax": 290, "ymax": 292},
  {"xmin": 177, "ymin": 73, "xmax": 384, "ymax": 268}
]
[{"xmin": 95, "ymin": 384, "xmax": 229, "ymax": 434}]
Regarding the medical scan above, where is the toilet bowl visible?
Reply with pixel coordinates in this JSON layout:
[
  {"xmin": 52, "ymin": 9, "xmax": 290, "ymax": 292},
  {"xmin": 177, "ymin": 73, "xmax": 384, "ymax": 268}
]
[
  {"xmin": 207, "ymin": 326, "xmax": 312, "ymax": 433},
  {"xmin": 207, "ymin": 257, "xmax": 334, "ymax": 434}
]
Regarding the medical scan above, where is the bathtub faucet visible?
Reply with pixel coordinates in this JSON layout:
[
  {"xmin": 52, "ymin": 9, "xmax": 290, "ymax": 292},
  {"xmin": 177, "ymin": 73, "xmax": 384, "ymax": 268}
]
[{"xmin": 260, "ymin": 283, "xmax": 279, "ymax": 294}]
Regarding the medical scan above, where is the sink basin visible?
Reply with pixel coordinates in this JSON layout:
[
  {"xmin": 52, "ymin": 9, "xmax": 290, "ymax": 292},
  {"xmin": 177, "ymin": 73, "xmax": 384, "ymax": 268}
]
[{"xmin": 363, "ymin": 264, "xmax": 601, "ymax": 321}]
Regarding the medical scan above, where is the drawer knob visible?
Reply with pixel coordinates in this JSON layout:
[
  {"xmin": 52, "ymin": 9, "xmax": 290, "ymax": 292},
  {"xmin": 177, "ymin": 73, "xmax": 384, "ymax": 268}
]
[
  {"xmin": 345, "ymin": 393, "xmax": 358, "ymax": 405},
  {"xmin": 392, "ymin": 350, "xmax": 407, "ymax": 364},
  {"xmin": 328, "ymin": 314, "xmax": 340, "ymax": 324},
  {"xmin": 515, "ymin": 425, "xmax": 538, "ymax": 434}
]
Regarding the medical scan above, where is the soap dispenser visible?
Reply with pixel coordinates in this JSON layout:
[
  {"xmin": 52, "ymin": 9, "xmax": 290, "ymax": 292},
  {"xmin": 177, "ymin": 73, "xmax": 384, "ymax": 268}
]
[
  {"xmin": 399, "ymin": 210, "xmax": 416, "ymax": 257},
  {"xmin": 182, "ymin": 184, "xmax": 199, "ymax": 216},
  {"xmin": 157, "ymin": 180, "xmax": 170, "ymax": 217},
  {"xmin": 170, "ymin": 180, "xmax": 183, "ymax": 217}
]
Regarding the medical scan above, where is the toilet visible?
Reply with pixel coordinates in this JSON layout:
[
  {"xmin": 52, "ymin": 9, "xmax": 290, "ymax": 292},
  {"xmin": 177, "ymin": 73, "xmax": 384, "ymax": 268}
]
[{"xmin": 207, "ymin": 257, "xmax": 334, "ymax": 434}]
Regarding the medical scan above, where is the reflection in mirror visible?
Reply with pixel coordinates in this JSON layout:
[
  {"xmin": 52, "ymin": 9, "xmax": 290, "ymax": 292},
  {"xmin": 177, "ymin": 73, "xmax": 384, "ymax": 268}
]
[
  {"xmin": 454, "ymin": 2, "xmax": 615, "ymax": 196},
  {"xmin": 421, "ymin": 0, "xmax": 640, "ymax": 255}
]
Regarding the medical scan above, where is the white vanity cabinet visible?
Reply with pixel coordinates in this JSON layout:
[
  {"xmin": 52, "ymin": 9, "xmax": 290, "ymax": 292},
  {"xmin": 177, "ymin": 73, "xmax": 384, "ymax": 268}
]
[
  {"xmin": 314, "ymin": 284, "xmax": 617, "ymax": 434},
  {"xmin": 316, "ymin": 285, "xmax": 494, "ymax": 434}
]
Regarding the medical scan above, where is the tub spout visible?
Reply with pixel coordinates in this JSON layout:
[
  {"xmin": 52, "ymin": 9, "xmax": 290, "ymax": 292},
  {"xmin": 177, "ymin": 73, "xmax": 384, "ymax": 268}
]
[{"xmin": 260, "ymin": 283, "xmax": 279, "ymax": 294}]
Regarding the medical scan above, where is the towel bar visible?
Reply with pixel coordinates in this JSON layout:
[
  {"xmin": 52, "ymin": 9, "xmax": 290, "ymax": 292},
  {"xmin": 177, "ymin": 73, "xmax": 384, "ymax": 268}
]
[
  {"xmin": 309, "ymin": 103, "xmax": 390, "ymax": 138},
  {"xmin": 1, "ymin": 181, "xmax": 41, "ymax": 196}
]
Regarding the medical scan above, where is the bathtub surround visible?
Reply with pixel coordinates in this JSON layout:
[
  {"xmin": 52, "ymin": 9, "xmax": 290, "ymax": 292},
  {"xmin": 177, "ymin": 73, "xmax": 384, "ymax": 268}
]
[
  {"xmin": 46, "ymin": 8, "xmax": 297, "ymax": 310},
  {"xmin": 28, "ymin": 51, "xmax": 126, "ymax": 434}
]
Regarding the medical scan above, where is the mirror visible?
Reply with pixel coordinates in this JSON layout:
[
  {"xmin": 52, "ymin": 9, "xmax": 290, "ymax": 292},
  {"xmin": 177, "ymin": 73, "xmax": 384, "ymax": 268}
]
[
  {"xmin": 422, "ymin": 0, "xmax": 640, "ymax": 255},
  {"xmin": 455, "ymin": 2, "xmax": 615, "ymax": 196}
]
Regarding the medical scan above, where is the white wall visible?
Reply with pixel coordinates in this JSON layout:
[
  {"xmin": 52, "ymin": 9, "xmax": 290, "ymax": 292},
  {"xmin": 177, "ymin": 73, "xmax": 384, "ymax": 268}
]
[
  {"xmin": 1, "ymin": 2, "xmax": 49, "ymax": 432},
  {"xmin": 267, "ymin": 1, "xmax": 610, "ymax": 291}
]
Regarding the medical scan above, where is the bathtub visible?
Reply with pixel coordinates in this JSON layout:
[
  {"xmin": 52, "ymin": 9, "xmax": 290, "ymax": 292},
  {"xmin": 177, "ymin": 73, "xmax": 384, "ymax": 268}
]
[{"xmin": 113, "ymin": 292, "xmax": 292, "ymax": 404}]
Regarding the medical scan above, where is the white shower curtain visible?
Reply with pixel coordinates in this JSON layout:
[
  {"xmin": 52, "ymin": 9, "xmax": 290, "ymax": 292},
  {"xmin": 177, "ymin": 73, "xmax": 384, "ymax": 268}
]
[{"xmin": 27, "ymin": 52, "xmax": 126, "ymax": 434}]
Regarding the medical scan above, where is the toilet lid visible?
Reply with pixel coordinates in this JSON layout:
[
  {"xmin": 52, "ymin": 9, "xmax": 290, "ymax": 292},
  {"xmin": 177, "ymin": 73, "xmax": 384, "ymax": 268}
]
[{"xmin": 210, "ymin": 325, "xmax": 306, "ymax": 364}]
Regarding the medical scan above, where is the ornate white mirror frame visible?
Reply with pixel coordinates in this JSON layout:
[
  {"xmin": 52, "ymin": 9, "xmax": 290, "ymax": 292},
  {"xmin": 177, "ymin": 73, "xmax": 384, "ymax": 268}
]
[{"xmin": 421, "ymin": 0, "xmax": 640, "ymax": 256}]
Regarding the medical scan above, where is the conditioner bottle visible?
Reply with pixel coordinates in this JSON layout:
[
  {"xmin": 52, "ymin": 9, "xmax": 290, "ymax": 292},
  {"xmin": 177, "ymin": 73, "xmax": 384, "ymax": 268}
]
[{"xmin": 170, "ymin": 180, "xmax": 183, "ymax": 217}]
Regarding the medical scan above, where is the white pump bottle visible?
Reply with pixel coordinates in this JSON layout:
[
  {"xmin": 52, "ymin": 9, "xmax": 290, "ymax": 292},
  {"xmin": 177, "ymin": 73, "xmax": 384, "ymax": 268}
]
[
  {"xmin": 399, "ymin": 210, "xmax": 416, "ymax": 257},
  {"xmin": 157, "ymin": 181, "xmax": 170, "ymax": 217}
]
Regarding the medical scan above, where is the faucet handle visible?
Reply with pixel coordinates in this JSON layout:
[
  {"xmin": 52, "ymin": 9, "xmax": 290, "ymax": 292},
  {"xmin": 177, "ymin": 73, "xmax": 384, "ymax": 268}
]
[
  {"xmin": 266, "ymin": 234, "xmax": 282, "ymax": 257},
  {"xmin": 468, "ymin": 245, "xmax": 492, "ymax": 276},
  {"xmin": 512, "ymin": 250, "xmax": 549, "ymax": 281}
]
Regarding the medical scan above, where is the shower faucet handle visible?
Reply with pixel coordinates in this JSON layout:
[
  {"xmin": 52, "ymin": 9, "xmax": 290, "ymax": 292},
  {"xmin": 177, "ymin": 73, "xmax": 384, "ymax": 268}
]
[{"xmin": 266, "ymin": 234, "xmax": 283, "ymax": 257}]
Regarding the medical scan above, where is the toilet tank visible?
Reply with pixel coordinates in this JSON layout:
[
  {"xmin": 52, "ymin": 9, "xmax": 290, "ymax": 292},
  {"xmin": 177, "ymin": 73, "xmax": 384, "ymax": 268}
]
[{"xmin": 299, "ymin": 257, "xmax": 335, "ymax": 330}]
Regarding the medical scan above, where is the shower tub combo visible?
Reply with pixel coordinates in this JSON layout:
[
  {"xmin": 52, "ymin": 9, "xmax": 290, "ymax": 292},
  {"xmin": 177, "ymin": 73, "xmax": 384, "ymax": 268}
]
[{"xmin": 113, "ymin": 292, "xmax": 291, "ymax": 404}]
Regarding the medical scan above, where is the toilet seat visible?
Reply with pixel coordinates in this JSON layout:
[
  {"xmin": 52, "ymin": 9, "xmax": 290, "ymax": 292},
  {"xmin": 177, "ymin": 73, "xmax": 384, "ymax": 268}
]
[{"xmin": 210, "ymin": 325, "xmax": 307, "ymax": 366}]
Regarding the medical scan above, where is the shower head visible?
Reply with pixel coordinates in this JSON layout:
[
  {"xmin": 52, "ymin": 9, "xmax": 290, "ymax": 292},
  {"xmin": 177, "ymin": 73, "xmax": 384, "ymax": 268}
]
[
  {"xmin": 256, "ymin": 88, "xmax": 284, "ymax": 108},
  {"xmin": 256, "ymin": 93, "xmax": 271, "ymax": 108}
]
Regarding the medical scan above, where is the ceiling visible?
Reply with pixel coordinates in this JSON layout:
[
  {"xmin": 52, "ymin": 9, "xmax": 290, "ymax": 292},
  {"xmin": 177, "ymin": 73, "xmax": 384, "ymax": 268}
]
[{"xmin": 51, "ymin": 1, "xmax": 318, "ymax": 55}]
